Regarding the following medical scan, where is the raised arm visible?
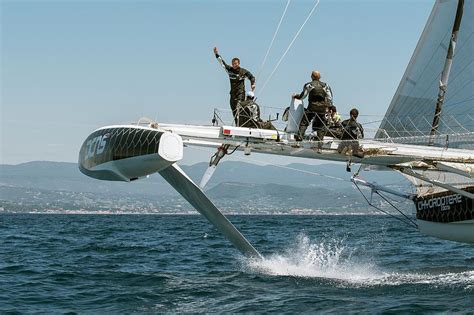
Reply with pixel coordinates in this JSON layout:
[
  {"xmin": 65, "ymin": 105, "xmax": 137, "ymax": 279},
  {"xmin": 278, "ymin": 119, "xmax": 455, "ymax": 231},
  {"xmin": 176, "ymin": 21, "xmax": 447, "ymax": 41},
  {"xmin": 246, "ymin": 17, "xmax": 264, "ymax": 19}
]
[{"xmin": 213, "ymin": 47, "xmax": 231, "ymax": 71}]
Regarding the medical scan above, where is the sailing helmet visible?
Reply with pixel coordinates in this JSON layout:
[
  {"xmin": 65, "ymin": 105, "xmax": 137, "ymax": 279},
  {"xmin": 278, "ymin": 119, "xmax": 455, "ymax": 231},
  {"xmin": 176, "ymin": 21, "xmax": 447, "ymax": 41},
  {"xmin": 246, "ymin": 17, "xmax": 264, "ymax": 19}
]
[{"xmin": 246, "ymin": 91, "xmax": 255, "ymax": 98}]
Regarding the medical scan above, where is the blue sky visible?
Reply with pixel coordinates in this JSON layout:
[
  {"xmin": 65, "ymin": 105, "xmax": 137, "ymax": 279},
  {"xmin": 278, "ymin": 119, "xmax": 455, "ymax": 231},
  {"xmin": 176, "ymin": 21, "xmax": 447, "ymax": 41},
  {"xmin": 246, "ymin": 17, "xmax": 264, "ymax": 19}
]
[{"xmin": 1, "ymin": 0, "xmax": 433, "ymax": 165}]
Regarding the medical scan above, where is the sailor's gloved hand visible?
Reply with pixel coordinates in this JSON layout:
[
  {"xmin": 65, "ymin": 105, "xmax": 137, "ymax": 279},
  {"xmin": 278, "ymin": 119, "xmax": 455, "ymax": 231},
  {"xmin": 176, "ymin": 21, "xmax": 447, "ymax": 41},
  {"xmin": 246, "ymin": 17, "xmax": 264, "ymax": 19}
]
[{"xmin": 251, "ymin": 84, "xmax": 256, "ymax": 91}]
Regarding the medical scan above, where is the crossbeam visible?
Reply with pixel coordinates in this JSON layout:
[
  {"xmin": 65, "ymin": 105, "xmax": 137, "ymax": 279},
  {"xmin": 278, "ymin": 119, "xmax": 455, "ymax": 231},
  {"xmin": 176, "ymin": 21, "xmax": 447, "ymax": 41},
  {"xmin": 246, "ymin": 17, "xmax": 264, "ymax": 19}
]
[
  {"xmin": 399, "ymin": 168, "xmax": 474, "ymax": 199},
  {"xmin": 433, "ymin": 161, "xmax": 473, "ymax": 179}
]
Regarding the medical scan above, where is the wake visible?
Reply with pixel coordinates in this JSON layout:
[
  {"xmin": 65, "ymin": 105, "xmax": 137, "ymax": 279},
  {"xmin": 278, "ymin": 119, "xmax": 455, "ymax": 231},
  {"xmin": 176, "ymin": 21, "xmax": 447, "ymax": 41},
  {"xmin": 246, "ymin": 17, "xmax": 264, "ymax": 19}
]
[{"xmin": 242, "ymin": 233, "xmax": 473, "ymax": 289}]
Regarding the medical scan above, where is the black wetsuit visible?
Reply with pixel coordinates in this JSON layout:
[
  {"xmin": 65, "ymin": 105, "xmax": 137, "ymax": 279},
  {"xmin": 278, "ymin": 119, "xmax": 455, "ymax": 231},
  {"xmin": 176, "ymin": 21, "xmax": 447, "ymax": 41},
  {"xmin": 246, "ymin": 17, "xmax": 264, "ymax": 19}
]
[
  {"xmin": 341, "ymin": 118, "xmax": 364, "ymax": 140},
  {"xmin": 337, "ymin": 118, "xmax": 365, "ymax": 157},
  {"xmin": 215, "ymin": 54, "xmax": 255, "ymax": 123},
  {"xmin": 294, "ymin": 79, "xmax": 333, "ymax": 142}
]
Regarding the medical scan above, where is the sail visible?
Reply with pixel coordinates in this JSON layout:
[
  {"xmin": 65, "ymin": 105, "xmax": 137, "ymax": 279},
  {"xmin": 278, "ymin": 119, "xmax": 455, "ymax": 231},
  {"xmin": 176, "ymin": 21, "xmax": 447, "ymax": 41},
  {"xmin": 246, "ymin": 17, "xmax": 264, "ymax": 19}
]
[
  {"xmin": 376, "ymin": 0, "xmax": 473, "ymax": 149},
  {"xmin": 372, "ymin": 0, "xmax": 473, "ymax": 242}
]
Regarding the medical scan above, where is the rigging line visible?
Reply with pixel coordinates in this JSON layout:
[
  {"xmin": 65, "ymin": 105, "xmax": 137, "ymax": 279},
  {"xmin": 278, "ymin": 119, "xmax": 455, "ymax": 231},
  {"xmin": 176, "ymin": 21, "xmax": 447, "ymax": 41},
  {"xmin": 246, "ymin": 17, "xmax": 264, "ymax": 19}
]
[
  {"xmin": 407, "ymin": 117, "xmax": 425, "ymax": 136},
  {"xmin": 381, "ymin": 116, "xmax": 404, "ymax": 138},
  {"xmin": 354, "ymin": 180, "xmax": 417, "ymax": 228},
  {"xmin": 439, "ymin": 115, "xmax": 459, "ymax": 135},
  {"xmin": 236, "ymin": 155, "xmax": 349, "ymax": 182},
  {"xmin": 396, "ymin": 117, "xmax": 414, "ymax": 138},
  {"xmin": 256, "ymin": 0, "xmax": 291, "ymax": 81},
  {"xmin": 357, "ymin": 114, "xmax": 387, "ymax": 117},
  {"xmin": 258, "ymin": 0, "xmax": 321, "ymax": 96},
  {"xmin": 263, "ymin": 163, "xmax": 348, "ymax": 182},
  {"xmin": 376, "ymin": 191, "xmax": 418, "ymax": 228},
  {"xmin": 421, "ymin": 116, "xmax": 435, "ymax": 133},
  {"xmin": 361, "ymin": 119, "xmax": 384, "ymax": 125},
  {"xmin": 187, "ymin": 145, "xmax": 349, "ymax": 182},
  {"xmin": 451, "ymin": 116, "xmax": 469, "ymax": 132},
  {"xmin": 353, "ymin": 180, "xmax": 418, "ymax": 229},
  {"xmin": 425, "ymin": 113, "xmax": 457, "ymax": 137}
]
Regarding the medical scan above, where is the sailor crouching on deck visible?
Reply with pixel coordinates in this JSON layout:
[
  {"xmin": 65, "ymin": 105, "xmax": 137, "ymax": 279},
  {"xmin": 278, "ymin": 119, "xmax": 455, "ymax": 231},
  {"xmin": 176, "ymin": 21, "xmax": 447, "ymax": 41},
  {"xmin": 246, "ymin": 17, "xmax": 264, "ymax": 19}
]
[
  {"xmin": 338, "ymin": 108, "xmax": 365, "ymax": 158},
  {"xmin": 237, "ymin": 91, "xmax": 260, "ymax": 128},
  {"xmin": 214, "ymin": 47, "xmax": 256, "ymax": 125},
  {"xmin": 237, "ymin": 91, "xmax": 277, "ymax": 130},
  {"xmin": 326, "ymin": 105, "xmax": 342, "ymax": 138},
  {"xmin": 292, "ymin": 70, "xmax": 333, "ymax": 150}
]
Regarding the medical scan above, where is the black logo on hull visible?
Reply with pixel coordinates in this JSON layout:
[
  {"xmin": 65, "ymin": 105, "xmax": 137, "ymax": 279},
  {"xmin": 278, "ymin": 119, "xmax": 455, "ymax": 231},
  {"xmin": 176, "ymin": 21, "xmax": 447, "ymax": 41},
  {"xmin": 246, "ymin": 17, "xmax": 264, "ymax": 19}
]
[
  {"xmin": 79, "ymin": 127, "xmax": 164, "ymax": 170},
  {"xmin": 415, "ymin": 187, "xmax": 474, "ymax": 223}
]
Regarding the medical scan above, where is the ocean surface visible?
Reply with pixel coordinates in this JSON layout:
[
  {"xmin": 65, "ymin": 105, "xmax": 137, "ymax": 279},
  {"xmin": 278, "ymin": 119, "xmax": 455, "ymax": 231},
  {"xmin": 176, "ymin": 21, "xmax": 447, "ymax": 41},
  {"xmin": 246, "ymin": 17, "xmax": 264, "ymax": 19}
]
[{"xmin": 1, "ymin": 213, "xmax": 473, "ymax": 313}]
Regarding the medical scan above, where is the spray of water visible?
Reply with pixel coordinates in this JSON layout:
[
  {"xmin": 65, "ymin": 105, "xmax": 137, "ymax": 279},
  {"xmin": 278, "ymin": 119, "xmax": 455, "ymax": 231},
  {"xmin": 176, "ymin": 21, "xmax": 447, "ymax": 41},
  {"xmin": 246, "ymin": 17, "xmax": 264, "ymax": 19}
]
[
  {"xmin": 243, "ymin": 233, "xmax": 385, "ymax": 283},
  {"xmin": 241, "ymin": 233, "xmax": 474, "ymax": 289}
]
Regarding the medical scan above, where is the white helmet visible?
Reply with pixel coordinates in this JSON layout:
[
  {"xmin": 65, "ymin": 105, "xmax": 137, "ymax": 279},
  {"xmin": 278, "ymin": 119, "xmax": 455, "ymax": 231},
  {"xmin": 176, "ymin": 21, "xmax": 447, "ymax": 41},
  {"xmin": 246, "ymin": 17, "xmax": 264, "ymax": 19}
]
[{"xmin": 246, "ymin": 91, "xmax": 255, "ymax": 98}]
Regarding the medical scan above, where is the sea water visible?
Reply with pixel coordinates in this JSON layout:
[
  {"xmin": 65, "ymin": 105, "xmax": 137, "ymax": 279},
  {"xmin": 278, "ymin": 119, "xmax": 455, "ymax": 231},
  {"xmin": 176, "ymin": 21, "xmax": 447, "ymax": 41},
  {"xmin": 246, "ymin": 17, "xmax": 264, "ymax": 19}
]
[{"xmin": 1, "ymin": 214, "xmax": 473, "ymax": 313}]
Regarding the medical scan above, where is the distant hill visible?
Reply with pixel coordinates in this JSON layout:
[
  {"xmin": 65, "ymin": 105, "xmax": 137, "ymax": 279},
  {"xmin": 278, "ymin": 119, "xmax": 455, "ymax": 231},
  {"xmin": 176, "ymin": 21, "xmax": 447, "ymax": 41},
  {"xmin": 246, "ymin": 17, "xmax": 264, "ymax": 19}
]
[
  {"xmin": 0, "ymin": 160, "xmax": 403, "ymax": 192},
  {"xmin": 0, "ymin": 161, "xmax": 411, "ymax": 214}
]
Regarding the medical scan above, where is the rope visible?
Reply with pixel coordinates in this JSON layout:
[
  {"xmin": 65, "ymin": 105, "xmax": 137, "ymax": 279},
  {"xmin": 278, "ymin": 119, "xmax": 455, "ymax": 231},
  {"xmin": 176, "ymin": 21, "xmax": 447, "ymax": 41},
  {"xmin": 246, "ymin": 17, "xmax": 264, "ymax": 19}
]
[
  {"xmin": 264, "ymin": 163, "xmax": 348, "ymax": 182},
  {"xmin": 376, "ymin": 191, "xmax": 418, "ymax": 228},
  {"xmin": 189, "ymin": 145, "xmax": 419, "ymax": 230},
  {"xmin": 353, "ymin": 179, "xmax": 418, "ymax": 229},
  {"xmin": 187, "ymin": 145, "xmax": 349, "ymax": 182},
  {"xmin": 256, "ymin": 0, "xmax": 291, "ymax": 81},
  {"xmin": 258, "ymin": 0, "xmax": 321, "ymax": 96}
]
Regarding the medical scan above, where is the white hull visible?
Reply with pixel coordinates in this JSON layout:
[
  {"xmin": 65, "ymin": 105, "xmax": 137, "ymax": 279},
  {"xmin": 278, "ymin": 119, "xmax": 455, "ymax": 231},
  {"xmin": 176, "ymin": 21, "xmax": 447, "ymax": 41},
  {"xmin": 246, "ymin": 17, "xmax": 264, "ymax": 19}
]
[{"xmin": 418, "ymin": 219, "xmax": 474, "ymax": 243}]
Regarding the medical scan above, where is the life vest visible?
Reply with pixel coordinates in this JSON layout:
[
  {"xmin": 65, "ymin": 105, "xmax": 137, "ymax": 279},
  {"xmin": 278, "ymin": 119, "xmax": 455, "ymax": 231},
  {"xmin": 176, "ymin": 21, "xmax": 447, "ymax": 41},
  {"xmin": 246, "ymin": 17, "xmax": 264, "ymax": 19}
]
[
  {"xmin": 308, "ymin": 80, "xmax": 328, "ymax": 102},
  {"xmin": 306, "ymin": 80, "xmax": 332, "ymax": 113}
]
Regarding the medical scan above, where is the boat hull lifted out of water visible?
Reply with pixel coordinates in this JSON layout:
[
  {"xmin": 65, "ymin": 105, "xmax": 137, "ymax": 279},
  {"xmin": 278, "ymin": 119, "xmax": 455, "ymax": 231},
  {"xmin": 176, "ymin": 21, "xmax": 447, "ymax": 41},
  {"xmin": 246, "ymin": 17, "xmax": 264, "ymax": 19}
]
[
  {"xmin": 78, "ymin": 125, "xmax": 261, "ymax": 258},
  {"xmin": 79, "ymin": 0, "xmax": 473, "ymax": 256}
]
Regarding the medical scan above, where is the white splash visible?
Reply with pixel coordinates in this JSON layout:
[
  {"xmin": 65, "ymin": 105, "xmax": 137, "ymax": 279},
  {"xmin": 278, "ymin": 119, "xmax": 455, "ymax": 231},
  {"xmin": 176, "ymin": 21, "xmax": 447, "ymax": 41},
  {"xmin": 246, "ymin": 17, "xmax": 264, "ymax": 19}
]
[
  {"xmin": 242, "ymin": 233, "xmax": 474, "ymax": 290},
  {"xmin": 243, "ymin": 233, "xmax": 387, "ymax": 284}
]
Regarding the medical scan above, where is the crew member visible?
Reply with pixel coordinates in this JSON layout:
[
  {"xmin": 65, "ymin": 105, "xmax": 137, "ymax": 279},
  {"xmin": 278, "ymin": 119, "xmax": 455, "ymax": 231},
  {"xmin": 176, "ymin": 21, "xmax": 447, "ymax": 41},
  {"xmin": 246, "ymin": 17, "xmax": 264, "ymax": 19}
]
[
  {"xmin": 238, "ymin": 91, "xmax": 276, "ymax": 130},
  {"xmin": 338, "ymin": 108, "xmax": 364, "ymax": 158},
  {"xmin": 237, "ymin": 91, "xmax": 260, "ymax": 128},
  {"xmin": 214, "ymin": 47, "xmax": 256, "ymax": 124},
  {"xmin": 327, "ymin": 105, "xmax": 342, "ymax": 138},
  {"xmin": 292, "ymin": 70, "xmax": 333, "ymax": 149}
]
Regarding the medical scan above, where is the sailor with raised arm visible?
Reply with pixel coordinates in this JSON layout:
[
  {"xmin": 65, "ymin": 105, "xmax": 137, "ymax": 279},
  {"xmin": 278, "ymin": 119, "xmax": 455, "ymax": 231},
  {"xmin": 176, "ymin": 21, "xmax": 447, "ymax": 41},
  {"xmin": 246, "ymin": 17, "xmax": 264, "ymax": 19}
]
[
  {"xmin": 292, "ymin": 70, "xmax": 333, "ymax": 150},
  {"xmin": 214, "ymin": 47, "xmax": 256, "ymax": 125}
]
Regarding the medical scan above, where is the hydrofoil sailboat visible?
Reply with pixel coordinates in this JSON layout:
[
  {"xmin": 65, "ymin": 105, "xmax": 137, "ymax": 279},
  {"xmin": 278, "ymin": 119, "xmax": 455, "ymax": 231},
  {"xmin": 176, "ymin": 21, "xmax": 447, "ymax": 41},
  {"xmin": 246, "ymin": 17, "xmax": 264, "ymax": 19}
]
[{"xmin": 78, "ymin": 0, "xmax": 473, "ymax": 257}]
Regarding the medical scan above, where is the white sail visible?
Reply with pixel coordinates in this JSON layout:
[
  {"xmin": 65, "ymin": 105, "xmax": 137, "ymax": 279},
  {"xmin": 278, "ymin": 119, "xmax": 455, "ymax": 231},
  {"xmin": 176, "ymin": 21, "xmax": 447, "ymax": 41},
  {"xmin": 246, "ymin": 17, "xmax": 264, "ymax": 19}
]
[
  {"xmin": 373, "ymin": 0, "xmax": 473, "ymax": 243},
  {"xmin": 376, "ymin": 0, "xmax": 473, "ymax": 149},
  {"xmin": 375, "ymin": 0, "xmax": 473, "ymax": 196}
]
